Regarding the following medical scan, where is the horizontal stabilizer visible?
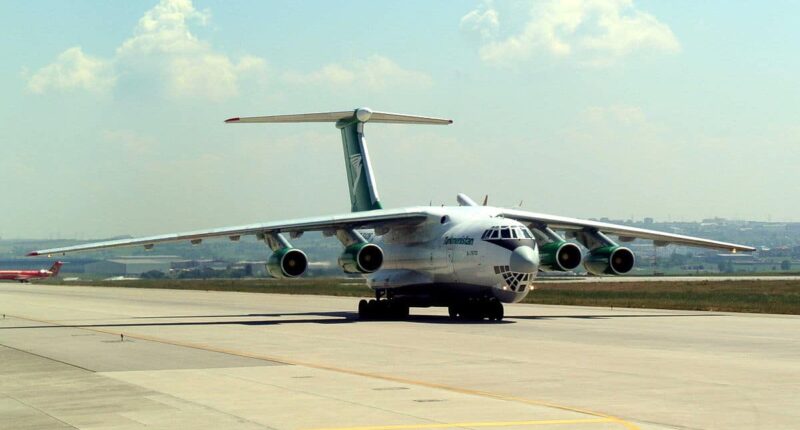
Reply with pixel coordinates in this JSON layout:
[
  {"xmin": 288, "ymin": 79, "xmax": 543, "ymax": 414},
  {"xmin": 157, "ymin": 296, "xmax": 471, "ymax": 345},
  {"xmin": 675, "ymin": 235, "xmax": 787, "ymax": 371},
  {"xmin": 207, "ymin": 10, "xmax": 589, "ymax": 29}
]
[{"xmin": 225, "ymin": 108, "xmax": 452, "ymax": 125}]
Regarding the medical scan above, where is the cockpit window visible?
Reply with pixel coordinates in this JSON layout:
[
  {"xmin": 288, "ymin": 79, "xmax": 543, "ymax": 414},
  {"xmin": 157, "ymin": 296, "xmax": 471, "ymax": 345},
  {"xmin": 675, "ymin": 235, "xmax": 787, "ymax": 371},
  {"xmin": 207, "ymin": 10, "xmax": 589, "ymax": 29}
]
[
  {"xmin": 500, "ymin": 228, "xmax": 511, "ymax": 239},
  {"xmin": 521, "ymin": 228, "xmax": 533, "ymax": 239},
  {"xmin": 490, "ymin": 230, "xmax": 499, "ymax": 238},
  {"xmin": 511, "ymin": 228, "xmax": 519, "ymax": 239}
]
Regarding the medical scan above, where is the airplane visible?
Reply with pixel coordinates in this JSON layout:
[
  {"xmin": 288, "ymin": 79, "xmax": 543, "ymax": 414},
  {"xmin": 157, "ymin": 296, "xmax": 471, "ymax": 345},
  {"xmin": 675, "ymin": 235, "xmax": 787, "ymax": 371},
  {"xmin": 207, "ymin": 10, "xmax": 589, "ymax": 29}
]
[
  {"xmin": 0, "ymin": 261, "xmax": 63, "ymax": 283},
  {"xmin": 28, "ymin": 108, "xmax": 753, "ymax": 321}
]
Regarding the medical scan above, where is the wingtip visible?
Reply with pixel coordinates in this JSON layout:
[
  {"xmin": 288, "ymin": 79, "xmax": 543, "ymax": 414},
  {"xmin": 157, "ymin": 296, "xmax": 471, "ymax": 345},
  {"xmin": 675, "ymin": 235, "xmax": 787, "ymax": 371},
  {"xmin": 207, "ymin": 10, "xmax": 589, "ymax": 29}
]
[{"xmin": 224, "ymin": 117, "xmax": 240, "ymax": 123}]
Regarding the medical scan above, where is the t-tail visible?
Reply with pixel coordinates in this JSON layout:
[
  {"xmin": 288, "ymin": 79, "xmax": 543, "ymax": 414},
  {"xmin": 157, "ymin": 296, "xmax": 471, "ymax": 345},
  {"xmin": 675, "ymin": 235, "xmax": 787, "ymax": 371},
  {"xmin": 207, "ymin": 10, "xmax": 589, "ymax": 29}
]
[
  {"xmin": 49, "ymin": 261, "xmax": 63, "ymax": 276},
  {"xmin": 225, "ymin": 108, "xmax": 452, "ymax": 212}
]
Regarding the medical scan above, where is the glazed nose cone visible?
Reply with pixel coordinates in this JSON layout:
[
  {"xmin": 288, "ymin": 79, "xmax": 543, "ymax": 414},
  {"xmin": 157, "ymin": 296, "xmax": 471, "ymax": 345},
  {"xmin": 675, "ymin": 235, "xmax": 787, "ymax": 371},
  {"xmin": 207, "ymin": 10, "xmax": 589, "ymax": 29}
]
[{"xmin": 510, "ymin": 245, "xmax": 539, "ymax": 273}]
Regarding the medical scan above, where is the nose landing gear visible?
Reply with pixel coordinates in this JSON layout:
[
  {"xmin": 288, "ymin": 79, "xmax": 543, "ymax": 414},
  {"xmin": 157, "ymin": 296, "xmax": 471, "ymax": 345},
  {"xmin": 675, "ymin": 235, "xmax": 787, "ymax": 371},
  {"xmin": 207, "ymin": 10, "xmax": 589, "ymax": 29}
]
[{"xmin": 448, "ymin": 299, "xmax": 504, "ymax": 321}]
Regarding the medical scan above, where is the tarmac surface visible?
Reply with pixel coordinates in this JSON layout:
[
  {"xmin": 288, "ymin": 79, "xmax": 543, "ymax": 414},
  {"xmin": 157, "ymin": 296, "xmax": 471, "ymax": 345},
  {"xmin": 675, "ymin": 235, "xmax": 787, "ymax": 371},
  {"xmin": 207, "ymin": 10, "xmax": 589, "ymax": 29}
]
[{"xmin": 1, "ymin": 283, "xmax": 798, "ymax": 430}]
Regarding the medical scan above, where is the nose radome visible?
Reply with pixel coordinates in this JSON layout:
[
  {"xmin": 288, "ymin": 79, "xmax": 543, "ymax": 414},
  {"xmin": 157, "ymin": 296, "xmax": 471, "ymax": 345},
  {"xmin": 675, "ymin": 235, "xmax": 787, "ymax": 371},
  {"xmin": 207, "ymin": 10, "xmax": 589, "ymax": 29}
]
[{"xmin": 510, "ymin": 246, "xmax": 539, "ymax": 273}]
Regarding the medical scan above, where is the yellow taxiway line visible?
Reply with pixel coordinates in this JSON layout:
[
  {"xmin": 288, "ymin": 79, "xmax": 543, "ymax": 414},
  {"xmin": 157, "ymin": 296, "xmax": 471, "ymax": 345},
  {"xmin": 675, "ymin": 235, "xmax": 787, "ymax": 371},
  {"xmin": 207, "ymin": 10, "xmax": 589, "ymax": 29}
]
[{"xmin": 6, "ymin": 312, "xmax": 641, "ymax": 430}]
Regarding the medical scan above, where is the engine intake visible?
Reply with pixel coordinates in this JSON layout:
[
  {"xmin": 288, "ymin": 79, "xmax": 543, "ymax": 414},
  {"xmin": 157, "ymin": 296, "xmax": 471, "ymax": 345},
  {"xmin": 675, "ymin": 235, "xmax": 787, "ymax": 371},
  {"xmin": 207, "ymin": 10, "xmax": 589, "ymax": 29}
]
[
  {"xmin": 539, "ymin": 241, "xmax": 583, "ymax": 271},
  {"xmin": 584, "ymin": 246, "xmax": 635, "ymax": 276},
  {"xmin": 266, "ymin": 248, "xmax": 308, "ymax": 278},
  {"xmin": 339, "ymin": 243, "xmax": 384, "ymax": 274}
]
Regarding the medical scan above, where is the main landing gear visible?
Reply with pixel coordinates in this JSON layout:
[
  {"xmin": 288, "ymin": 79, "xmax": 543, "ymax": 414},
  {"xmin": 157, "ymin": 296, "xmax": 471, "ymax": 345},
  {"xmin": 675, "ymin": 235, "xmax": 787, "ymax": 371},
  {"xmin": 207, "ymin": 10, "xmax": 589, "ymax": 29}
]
[
  {"xmin": 358, "ymin": 299, "xmax": 410, "ymax": 320},
  {"xmin": 358, "ymin": 289, "xmax": 410, "ymax": 320},
  {"xmin": 448, "ymin": 299, "xmax": 504, "ymax": 321}
]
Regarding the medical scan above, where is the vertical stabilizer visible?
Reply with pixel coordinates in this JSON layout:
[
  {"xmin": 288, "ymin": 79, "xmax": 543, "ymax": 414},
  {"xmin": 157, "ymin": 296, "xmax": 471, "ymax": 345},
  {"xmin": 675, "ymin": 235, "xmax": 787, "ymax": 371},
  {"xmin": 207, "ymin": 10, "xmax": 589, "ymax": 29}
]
[
  {"xmin": 49, "ymin": 261, "xmax": 63, "ymax": 276},
  {"xmin": 337, "ymin": 111, "xmax": 382, "ymax": 212},
  {"xmin": 225, "ymin": 107, "xmax": 452, "ymax": 212}
]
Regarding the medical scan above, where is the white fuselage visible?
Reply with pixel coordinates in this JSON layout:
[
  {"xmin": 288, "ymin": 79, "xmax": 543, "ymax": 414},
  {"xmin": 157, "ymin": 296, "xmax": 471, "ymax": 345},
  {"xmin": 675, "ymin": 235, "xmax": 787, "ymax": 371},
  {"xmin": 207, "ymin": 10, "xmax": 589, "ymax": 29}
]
[{"xmin": 364, "ymin": 206, "xmax": 540, "ymax": 305}]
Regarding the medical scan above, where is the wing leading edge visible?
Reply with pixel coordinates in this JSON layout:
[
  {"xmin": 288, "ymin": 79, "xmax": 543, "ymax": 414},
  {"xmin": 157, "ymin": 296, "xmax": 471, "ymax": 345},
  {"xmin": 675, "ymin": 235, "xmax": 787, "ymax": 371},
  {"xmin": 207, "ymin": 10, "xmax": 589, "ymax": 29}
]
[
  {"xmin": 501, "ymin": 208, "xmax": 755, "ymax": 252},
  {"xmin": 28, "ymin": 209, "xmax": 430, "ymax": 256}
]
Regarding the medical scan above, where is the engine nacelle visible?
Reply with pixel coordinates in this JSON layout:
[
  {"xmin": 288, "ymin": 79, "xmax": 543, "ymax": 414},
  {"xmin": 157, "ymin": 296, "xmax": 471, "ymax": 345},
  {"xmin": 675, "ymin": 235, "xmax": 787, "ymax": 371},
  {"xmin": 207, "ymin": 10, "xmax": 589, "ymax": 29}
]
[
  {"xmin": 538, "ymin": 241, "xmax": 583, "ymax": 272},
  {"xmin": 266, "ymin": 248, "xmax": 308, "ymax": 278},
  {"xmin": 584, "ymin": 246, "xmax": 635, "ymax": 276},
  {"xmin": 338, "ymin": 243, "xmax": 384, "ymax": 274}
]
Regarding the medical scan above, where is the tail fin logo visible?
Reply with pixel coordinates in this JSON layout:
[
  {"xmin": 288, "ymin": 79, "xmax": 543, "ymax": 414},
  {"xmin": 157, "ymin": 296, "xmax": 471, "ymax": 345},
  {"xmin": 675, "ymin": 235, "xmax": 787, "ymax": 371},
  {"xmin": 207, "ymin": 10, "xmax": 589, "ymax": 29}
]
[{"xmin": 349, "ymin": 153, "xmax": 363, "ymax": 197}]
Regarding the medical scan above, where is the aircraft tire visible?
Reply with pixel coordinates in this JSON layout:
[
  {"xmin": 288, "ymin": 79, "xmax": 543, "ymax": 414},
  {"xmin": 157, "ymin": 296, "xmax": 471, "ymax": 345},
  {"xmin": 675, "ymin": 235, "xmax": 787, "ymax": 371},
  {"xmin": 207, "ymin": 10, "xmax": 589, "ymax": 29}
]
[
  {"xmin": 358, "ymin": 299, "xmax": 371, "ymax": 320},
  {"xmin": 490, "ymin": 301, "xmax": 504, "ymax": 321},
  {"xmin": 461, "ymin": 303, "xmax": 483, "ymax": 321}
]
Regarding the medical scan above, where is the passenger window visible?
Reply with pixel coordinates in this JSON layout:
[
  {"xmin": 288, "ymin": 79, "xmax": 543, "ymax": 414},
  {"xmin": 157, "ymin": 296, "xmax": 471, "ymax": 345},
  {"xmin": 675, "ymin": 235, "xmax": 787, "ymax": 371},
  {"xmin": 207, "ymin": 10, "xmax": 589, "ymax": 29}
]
[{"xmin": 500, "ymin": 228, "xmax": 511, "ymax": 239}]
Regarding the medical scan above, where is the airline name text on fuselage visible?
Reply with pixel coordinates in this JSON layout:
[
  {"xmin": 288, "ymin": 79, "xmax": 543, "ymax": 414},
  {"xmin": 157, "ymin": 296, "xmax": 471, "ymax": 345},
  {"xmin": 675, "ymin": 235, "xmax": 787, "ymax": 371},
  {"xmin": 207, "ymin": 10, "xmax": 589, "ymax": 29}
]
[{"xmin": 444, "ymin": 236, "xmax": 474, "ymax": 246}]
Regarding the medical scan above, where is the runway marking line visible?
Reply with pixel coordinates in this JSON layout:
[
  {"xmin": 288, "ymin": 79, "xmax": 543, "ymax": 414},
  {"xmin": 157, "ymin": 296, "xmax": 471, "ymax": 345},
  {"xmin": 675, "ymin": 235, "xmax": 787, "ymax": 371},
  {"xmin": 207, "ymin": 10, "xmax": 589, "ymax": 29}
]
[
  {"xmin": 6, "ymin": 313, "xmax": 640, "ymax": 430},
  {"xmin": 307, "ymin": 417, "xmax": 613, "ymax": 430}
]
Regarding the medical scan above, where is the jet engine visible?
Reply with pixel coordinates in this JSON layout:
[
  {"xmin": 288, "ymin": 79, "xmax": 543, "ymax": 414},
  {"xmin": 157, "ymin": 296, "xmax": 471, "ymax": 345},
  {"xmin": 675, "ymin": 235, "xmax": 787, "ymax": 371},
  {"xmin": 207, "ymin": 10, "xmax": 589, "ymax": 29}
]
[
  {"xmin": 266, "ymin": 248, "xmax": 308, "ymax": 278},
  {"xmin": 538, "ymin": 241, "xmax": 583, "ymax": 272},
  {"xmin": 338, "ymin": 243, "xmax": 384, "ymax": 274},
  {"xmin": 584, "ymin": 246, "xmax": 635, "ymax": 276}
]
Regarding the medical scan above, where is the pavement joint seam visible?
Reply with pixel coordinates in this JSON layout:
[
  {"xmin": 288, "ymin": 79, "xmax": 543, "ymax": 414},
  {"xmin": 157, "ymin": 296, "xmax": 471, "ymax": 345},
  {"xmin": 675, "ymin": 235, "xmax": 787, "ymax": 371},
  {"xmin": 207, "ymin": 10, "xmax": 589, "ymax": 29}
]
[
  {"xmin": 2, "ymin": 392, "xmax": 79, "ymax": 429},
  {"xmin": 0, "ymin": 341, "xmax": 95, "ymax": 373}
]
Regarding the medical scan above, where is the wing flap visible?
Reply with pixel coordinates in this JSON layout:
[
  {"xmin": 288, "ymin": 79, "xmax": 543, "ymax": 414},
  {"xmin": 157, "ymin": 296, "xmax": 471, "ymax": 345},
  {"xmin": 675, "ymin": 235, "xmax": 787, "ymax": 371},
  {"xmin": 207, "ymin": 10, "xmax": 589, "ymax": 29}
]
[{"xmin": 501, "ymin": 209, "xmax": 754, "ymax": 252}]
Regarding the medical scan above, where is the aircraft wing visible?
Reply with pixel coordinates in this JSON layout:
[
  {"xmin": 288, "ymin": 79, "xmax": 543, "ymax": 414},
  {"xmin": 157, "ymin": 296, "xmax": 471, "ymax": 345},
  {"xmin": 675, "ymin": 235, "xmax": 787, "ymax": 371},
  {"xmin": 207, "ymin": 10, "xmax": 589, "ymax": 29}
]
[
  {"xmin": 27, "ymin": 209, "xmax": 430, "ymax": 256},
  {"xmin": 500, "ymin": 208, "xmax": 755, "ymax": 252}
]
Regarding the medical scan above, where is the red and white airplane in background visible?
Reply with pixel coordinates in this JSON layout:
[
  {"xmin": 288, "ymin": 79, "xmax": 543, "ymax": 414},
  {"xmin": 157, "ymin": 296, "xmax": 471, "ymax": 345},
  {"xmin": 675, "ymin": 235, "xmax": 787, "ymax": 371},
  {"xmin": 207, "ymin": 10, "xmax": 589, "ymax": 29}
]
[{"xmin": 0, "ymin": 261, "xmax": 63, "ymax": 283}]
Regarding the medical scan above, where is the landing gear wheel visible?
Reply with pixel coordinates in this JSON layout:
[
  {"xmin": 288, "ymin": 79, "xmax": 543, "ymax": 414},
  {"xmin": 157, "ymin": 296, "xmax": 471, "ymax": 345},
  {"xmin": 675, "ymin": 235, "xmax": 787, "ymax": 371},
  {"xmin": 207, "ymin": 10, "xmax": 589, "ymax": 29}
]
[
  {"xmin": 358, "ymin": 299, "xmax": 370, "ymax": 320},
  {"xmin": 461, "ymin": 304, "xmax": 482, "ymax": 321},
  {"xmin": 489, "ymin": 300, "xmax": 504, "ymax": 321},
  {"xmin": 358, "ymin": 299, "xmax": 409, "ymax": 321}
]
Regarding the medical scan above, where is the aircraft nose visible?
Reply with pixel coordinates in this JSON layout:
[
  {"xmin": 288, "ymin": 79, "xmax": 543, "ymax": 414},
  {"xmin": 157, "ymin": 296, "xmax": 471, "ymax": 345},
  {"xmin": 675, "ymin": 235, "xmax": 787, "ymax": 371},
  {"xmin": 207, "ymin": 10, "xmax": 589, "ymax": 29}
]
[{"xmin": 510, "ymin": 245, "xmax": 539, "ymax": 273}]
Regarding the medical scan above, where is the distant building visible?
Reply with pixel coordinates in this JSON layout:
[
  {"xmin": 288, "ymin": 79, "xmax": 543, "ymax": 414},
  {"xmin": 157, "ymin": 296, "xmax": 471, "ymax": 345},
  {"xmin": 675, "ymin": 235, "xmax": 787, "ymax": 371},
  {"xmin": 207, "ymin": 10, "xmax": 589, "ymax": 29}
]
[
  {"xmin": 229, "ymin": 261, "xmax": 268, "ymax": 277},
  {"xmin": 84, "ymin": 255, "xmax": 181, "ymax": 276}
]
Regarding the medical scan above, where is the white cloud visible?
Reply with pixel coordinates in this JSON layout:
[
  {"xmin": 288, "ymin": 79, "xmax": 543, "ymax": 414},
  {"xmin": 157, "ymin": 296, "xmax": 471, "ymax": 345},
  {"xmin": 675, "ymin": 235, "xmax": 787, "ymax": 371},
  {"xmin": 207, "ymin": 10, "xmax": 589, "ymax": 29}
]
[
  {"xmin": 465, "ymin": 0, "xmax": 680, "ymax": 66},
  {"xmin": 284, "ymin": 55, "xmax": 432, "ymax": 91},
  {"xmin": 27, "ymin": 47, "xmax": 116, "ymax": 94},
  {"xmin": 460, "ymin": 3, "xmax": 499, "ymax": 40},
  {"xmin": 27, "ymin": 0, "xmax": 424, "ymax": 99},
  {"xmin": 114, "ymin": 0, "xmax": 269, "ymax": 100},
  {"xmin": 27, "ymin": 0, "xmax": 266, "ymax": 100}
]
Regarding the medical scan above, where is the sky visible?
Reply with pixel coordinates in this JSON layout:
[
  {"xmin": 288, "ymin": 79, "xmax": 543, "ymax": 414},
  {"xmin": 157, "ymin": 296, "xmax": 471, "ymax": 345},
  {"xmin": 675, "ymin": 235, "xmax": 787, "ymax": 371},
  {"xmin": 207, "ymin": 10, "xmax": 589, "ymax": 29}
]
[{"xmin": 1, "ymin": 0, "xmax": 798, "ymax": 239}]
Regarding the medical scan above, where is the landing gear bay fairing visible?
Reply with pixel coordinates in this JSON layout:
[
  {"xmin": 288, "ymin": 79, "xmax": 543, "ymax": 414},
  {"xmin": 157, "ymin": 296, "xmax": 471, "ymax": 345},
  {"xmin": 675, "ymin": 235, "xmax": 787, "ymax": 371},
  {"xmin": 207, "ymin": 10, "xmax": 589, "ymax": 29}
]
[{"xmin": 29, "ymin": 108, "xmax": 753, "ymax": 321}]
